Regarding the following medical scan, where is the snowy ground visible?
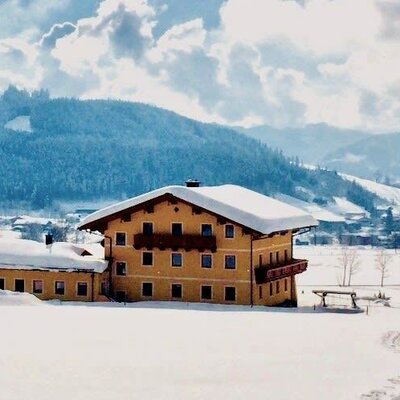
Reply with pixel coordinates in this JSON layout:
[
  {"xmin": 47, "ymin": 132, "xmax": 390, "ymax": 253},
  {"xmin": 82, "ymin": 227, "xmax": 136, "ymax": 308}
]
[{"xmin": 1, "ymin": 245, "xmax": 400, "ymax": 400}]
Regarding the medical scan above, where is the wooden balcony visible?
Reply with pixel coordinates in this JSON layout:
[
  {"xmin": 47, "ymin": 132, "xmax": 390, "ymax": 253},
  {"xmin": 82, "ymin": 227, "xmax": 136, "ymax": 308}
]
[
  {"xmin": 254, "ymin": 259, "xmax": 308, "ymax": 284},
  {"xmin": 133, "ymin": 233, "xmax": 217, "ymax": 252}
]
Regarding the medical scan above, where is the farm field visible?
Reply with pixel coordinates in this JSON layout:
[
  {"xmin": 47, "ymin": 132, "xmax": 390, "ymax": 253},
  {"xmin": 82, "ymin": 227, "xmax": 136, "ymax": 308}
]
[{"xmin": 0, "ymin": 245, "xmax": 399, "ymax": 400}]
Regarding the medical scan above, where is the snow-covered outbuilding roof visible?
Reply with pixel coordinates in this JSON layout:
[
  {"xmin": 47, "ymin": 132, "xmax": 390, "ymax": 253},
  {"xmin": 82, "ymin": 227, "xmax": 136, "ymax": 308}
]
[
  {"xmin": 0, "ymin": 239, "xmax": 107, "ymax": 273},
  {"xmin": 79, "ymin": 184, "xmax": 318, "ymax": 234},
  {"xmin": 276, "ymin": 194, "xmax": 345, "ymax": 223}
]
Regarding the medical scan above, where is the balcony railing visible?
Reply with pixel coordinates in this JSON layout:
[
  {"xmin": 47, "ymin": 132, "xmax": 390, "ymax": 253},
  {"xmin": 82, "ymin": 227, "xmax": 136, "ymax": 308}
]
[
  {"xmin": 254, "ymin": 259, "xmax": 308, "ymax": 284},
  {"xmin": 133, "ymin": 233, "xmax": 217, "ymax": 252}
]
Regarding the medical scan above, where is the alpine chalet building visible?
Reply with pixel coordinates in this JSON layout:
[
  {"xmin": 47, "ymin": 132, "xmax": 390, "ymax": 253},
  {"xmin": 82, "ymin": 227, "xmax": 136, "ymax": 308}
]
[{"xmin": 78, "ymin": 182, "xmax": 317, "ymax": 306}]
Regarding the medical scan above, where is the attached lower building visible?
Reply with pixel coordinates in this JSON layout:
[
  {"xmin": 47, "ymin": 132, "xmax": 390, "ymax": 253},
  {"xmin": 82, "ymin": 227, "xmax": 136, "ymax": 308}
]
[
  {"xmin": 78, "ymin": 182, "xmax": 317, "ymax": 306},
  {"xmin": 0, "ymin": 239, "xmax": 109, "ymax": 301}
]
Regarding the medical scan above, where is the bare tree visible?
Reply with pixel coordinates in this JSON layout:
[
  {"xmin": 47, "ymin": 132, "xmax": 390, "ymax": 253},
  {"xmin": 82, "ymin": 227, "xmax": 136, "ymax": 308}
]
[
  {"xmin": 375, "ymin": 248, "xmax": 392, "ymax": 287},
  {"xmin": 337, "ymin": 246, "xmax": 361, "ymax": 286},
  {"xmin": 347, "ymin": 248, "xmax": 361, "ymax": 286}
]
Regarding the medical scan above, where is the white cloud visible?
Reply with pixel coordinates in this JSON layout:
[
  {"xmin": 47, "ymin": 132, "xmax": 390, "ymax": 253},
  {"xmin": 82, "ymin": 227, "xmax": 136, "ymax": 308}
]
[
  {"xmin": 1, "ymin": 0, "xmax": 400, "ymax": 133},
  {"xmin": 0, "ymin": 38, "xmax": 41, "ymax": 91}
]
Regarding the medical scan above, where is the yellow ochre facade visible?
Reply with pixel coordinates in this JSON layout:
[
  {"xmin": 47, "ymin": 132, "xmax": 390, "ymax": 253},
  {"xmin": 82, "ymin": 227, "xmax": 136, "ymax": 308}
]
[
  {"xmin": 0, "ymin": 269, "xmax": 109, "ymax": 302},
  {"xmin": 91, "ymin": 190, "xmax": 310, "ymax": 306}
]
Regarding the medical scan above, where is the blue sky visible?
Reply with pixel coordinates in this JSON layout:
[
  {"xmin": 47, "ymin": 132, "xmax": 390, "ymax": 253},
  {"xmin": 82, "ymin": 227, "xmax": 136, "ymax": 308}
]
[{"xmin": 1, "ymin": 0, "xmax": 399, "ymax": 132}]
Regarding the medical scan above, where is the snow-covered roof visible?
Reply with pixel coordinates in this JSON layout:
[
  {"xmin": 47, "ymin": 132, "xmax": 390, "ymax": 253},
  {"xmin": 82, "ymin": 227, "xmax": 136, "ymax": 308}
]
[
  {"xmin": 328, "ymin": 197, "xmax": 370, "ymax": 218},
  {"xmin": 276, "ymin": 194, "xmax": 345, "ymax": 223},
  {"xmin": 10, "ymin": 215, "xmax": 60, "ymax": 226},
  {"xmin": 79, "ymin": 184, "xmax": 317, "ymax": 234},
  {"xmin": 0, "ymin": 239, "xmax": 107, "ymax": 273}
]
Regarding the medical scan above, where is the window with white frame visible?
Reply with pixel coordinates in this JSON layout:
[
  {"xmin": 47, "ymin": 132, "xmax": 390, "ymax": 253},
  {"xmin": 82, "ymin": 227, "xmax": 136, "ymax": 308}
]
[
  {"xmin": 55, "ymin": 281, "xmax": 65, "ymax": 295},
  {"xmin": 224, "ymin": 255, "xmax": 236, "ymax": 269},
  {"xmin": 142, "ymin": 282, "xmax": 153, "ymax": 297},
  {"xmin": 171, "ymin": 283, "xmax": 182, "ymax": 299},
  {"xmin": 171, "ymin": 252, "xmax": 183, "ymax": 267},
  {"xmin": 201, "ymin": 285, "xmax": 212, "ymax": 300},
  {"xmin": 171, "ymin": 223, "xmax": 183, "ymax": 236},
  {"xmin": 33, "ymin": 280, "xmax": 43, "ymax": 294},
  {"xmin": 224, "ymin": 286, "xmax": 236, "ymax": 302},
  {"xmin": 116, "ymin": 261, "xmax": 127, "ymax": 276},
  {"xmin": 201, "ymin": 224, "xmax": 213, "ymax": 237},
  {"xmin": 142, "ymin": 251, "xmax": 153, "ymax": 266},
  {"xmin": 77, "ymin": 282, "xmax": 88, "ymax": 296},
  {"xmin": 225, "ymin": 224, "xmax": 235, "ymax": 238},
  {"xmin": 115, "ymin": 232, "xmax": 126, "ymax": 246},
  {"xmin": 201, "ymin": 254, "xmax": 212, "ymax": 268},
  {"xmin": 142, "ymin": 222, "xmax": 154, "ymax": 236}
]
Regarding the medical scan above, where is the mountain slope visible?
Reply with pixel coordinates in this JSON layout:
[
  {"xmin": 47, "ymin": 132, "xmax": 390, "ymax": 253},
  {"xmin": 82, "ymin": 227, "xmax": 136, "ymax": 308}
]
[
  {"xmin": 340, "ymin": 173, "xmax": 400, "ymax": 207},
  {"xmin": 240, "ymin": 124, "xmax": 369, "ymax": 164},
  {"xmin": 0, "ymin": 88, "xmax": 377, "ymax": 211},
  {"xmin": 323, "ymin": 133, "xmax": 400, "ymax": 182}
]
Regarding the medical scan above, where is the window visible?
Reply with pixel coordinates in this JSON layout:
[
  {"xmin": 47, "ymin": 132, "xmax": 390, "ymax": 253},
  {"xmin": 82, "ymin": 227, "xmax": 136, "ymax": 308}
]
[
  {"xmin": 171, "ymin": 252, "xmax": 182, "ymax": 267},
  {"xmin": 171, "ymin": 223, "xmax": 183, "ymax": 236},
  {"xmin": 276, "ymin": 251, "xmax": 279, "ymax": 264},
  {"xmin": 258, "ymin": 254, "xmax": 262, "ymax": 267},
  {"xmin": 224, "ymin": 255, "xmax": 236, "ymax": 269},
  {"xmin": 284, "ymin": 249, "xmax": 288, "ymax": 262},
  {"xmin": 77, "ymin": 282, "xmax": 88, "ymax": 296},
  {"xmin": 15, "ymin": 279, "xmax": 24, "ymax": 292},
  {"xmin": 201, "ymin": 254, "xmax": 212, "ymax": 268},
  {"xmin": 55, "ymin": 281, "xmax": 65, "ymax": 295},
  {"xmin": 115, "ymin": 291, "xmax": 126, "ymax": 303},
  {"xmin": 224, "ymin": 286, "xmax": 236, "ymax": 302},
  {"xmin": 259, "ymin": 285, "xmax": 263, "ymax": 299},
  {"xmin": 201, "ymin": 224, "xmax": 213, "ymax": 237},
  {"xmin": 142, "ymin": 251, "xmax": 153, "ymax": 266},
  {"xmin": 284, "ymin": 278, "xmax": 288, "ymax": 292},
  {"xmin": 116, "ymin": 261, "xmax": 127, "ymax": 276},
  {"xmin": 143, "ymin": 222, "xmax": 153, "ymax": 236},
  {"xmin": 0, "ymin": 278, "xmax": 4, "ymax": 290},
  {"xmin": 269, "ymin": 283, "xmax": 273, "ymax": 296},
  {"xmin": 171, "ymin": 283, "xmax": 182, "ymax": 299},
  {"xmin": 142, "ymin": 282, "xmax": 153, "ymax": 297},
  {"xmin": 201, "ymin": 285, "xmax": 212, "ymax": 300},
  {"xmin": 276, "ymin": 281, "xmax": 280, "ymax": 294},
  {"xmin": 33, "ymin": 280, "xmax": 43, "ymax": 294},
  {"xmin": 115, "ymin": 232, "xmax": 126, "ymax": 246},
  {"xmin": 269, "ymin": 252, "xmax": 273, "ymax": 265},
  {"xmin": 225, "ymin": 224, "xmax": 234, "ymax": 238}
]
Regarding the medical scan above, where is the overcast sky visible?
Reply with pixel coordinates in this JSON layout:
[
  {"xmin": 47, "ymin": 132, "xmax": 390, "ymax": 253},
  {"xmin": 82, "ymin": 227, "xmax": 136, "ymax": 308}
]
[{"xmin": 1, "ymin": 0, "xmax": 399, "ymax": 132}]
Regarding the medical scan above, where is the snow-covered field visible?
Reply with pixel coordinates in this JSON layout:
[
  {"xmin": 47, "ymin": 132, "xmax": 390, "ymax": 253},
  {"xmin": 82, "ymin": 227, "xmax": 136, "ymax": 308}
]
[{"xmin": 1, "ymin": 245, "xmax": 400, "ymax": 400}]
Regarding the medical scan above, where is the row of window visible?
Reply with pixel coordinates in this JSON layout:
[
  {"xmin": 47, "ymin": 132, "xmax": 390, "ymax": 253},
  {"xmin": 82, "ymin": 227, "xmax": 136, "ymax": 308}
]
[
  {"xmin": 115, "ymin": 283, "xmax": 237, "ymax": 302},
  {"xmin": 0, "ymin": 278, "xmax": 88, "ymax": 296},
  {"xmin": 115, "ymin": 223, "xmax": 235, "ymax": 245},
  {"xmin": 258, "ymin": 250, "xmax": 290, "ymax": 266},
  {"xmin": 115, "ymin": 253, "xmax": 237, "ymax": 275},
  {"xmin": 258, "ymin": 279, "xmax": 289, "ymax": 299}
]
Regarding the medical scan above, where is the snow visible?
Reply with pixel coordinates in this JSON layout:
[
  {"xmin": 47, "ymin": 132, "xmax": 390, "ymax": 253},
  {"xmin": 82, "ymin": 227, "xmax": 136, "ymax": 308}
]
[
  {"xmin": 328, "ymin": 196, "xmax": 369, "ymax": 218},
  {"xmin": 0, "ymin": 238, "xmax": 107, "ymax": 272},
  {"xmin": 1, "ymin": 245, "xmax": 400, "ymax": 399},
  {"xmin": 295, "ymin": 245, "xmax": 400, "ymax": 287},
  {"xmin": 12, "ymin": 215, "xmax": 53, "ymax": 225},
  {"xmin": 276, "ymin": 193, "xmax": 345, "ymax": 222},
  {"xmin": 4, "ymin": 115, "xmax": 32, "ymax": 133},
  {"xmin": 341, "ymin": 173, "xmax": 400, "ymax": 207},
  {"xmin": 79, "ymin": 184, "xmax": 318, "ymax": 234},
  {"xmin": 0, "ymin": 290, "xmax": 42, "ymax": 306}
]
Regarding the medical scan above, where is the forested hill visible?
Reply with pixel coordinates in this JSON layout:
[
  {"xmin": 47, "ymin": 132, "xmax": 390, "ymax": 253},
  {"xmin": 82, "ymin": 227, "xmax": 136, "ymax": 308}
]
[{"xmin": 0, "ymin": 86, "xmax": 376, "ymax": 210}]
